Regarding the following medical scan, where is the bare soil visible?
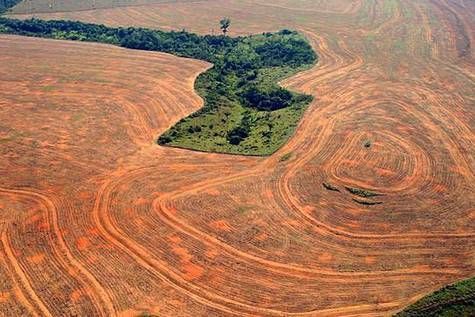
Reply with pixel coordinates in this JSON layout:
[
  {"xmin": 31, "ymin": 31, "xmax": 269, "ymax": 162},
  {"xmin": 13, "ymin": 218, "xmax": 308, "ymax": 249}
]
[{"xmin": 1, "ymin": 0, "xmax": 474, "ymax": 316}]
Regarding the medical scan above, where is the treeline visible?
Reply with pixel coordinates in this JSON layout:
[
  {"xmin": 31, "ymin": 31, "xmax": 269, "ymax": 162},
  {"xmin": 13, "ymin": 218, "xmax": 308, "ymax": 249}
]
[
  {"xmin": 0, "ymin": 17, "xmax": 317, "ymax": 153},
  {"xmin": 0, "ymin": 18, "xmax": 315, "ymax": 65}
]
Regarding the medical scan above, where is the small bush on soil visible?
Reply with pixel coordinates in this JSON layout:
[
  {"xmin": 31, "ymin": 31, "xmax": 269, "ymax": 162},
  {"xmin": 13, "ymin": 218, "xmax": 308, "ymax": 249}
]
[
  {"xmin": 352, "ymin": 198, "xmax": 382, "ymax": 206},
  {"xmin": 323, "ymin": 182, "xmax": 340, "ymax": 192},
  {"xmin": 345, "ymin": 186, "xmax": 381, "ymax": 198},
  {"xmin": 279, "ymin": 152, "xmax": 292, "ymax": 162}
]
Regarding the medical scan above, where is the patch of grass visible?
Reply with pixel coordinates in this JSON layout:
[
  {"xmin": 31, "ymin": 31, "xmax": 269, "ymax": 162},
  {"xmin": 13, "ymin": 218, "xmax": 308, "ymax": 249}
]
[
  {"xmin": 279, "ymin": 152, "xmax": 292, "ymax": 162},
  {"xmin": 41, "ymin": 85, "xmax": 56, "ymax": 92},
  {"xmin": 138, "ymin": 312, "xmax": 159, "ymax": 317},
  {"xmin": 352, "ymin": 198, "xmax": 382, "ymax": 206},
  {"xmin": 70, "ymin": 113, "xmax": 85, "ymax": 122},
  {"xmin": 236, "ymin": 205, "xmax": 253, "ymax": 214},
  {"xmin": 394, "ymin": 276, "xmax": 475, "ymax": 317},
  {"xmin": 162, "ymin": 91, "xmax": 310, "ymax": 155},
  {"xmin": 323, "ymin": 182, "xmax": 340, "ymax": 192},
  {"xmin": 345, "ymin": 186, "xmax": 381, "ymax": 198}
]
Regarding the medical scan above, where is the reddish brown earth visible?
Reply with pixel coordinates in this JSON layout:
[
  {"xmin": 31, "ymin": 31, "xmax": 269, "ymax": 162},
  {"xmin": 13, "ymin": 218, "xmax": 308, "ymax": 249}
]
[{"xmin": 1, "ymin": 0, "xmax": 475, "ymax": 316}]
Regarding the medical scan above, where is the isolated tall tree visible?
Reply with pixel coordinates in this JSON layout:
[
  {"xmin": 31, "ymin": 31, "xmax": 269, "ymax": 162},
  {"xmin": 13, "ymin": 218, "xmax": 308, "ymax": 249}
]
[{"xmin": 220, "ymin": 17, "xmax": 231, "ymax": 35}]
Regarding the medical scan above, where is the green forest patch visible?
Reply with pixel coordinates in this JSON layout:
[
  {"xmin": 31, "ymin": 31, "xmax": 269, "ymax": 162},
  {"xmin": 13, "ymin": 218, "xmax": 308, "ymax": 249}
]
[{"xmin": 0, "ymin": 17, "xmax": 317, "ymax": 156}]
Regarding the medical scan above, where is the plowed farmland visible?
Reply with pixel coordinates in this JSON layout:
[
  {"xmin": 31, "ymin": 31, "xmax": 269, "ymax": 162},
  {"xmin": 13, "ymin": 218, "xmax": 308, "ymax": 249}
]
[{"xmin": 1, "ymin": 0, "xmax": 474, "ymax": 316}]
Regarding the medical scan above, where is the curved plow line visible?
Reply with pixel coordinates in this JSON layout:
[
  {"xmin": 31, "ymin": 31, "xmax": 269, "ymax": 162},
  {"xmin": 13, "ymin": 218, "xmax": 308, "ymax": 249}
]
[
  {"xmin": 155, "ymin": 192, "xmax": 461, "ymax": 277},
  {"xmin": 277, "ymin": 100, "xmax": 474, "ymax": 239},
  {"xmin": 92, "ymin": 168, "xmax": 277, "ymax": 316},
  {"xmin": 271, "ymin": 29, "xmax": 474, "ymax": 240},
  {"xmin": 0, "ymin": 188, "xmax": 115, "ymax": 316},
  {"xmin": 1, "ymin": 230, "xmax": 51, "ymax": 317},
  {"xmin": 92, "ymin": 166, "xmax": 443, "ymax": 316},
  {"xmin": 94, "ymin": 164, "xmax": 461, "ymax": 280}
]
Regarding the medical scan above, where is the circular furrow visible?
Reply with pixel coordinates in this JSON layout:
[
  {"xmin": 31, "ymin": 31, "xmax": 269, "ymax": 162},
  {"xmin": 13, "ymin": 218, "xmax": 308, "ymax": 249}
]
[{"xmin": 101, "ymin": 167, "xmax": 456, "ymax": 315}]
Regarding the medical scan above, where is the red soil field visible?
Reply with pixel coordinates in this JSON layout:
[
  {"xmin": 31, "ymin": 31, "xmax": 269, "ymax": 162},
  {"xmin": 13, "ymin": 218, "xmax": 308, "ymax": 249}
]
[{"xmin": 2, "ymin": 0, "xmax": 475, "ymax": 316}]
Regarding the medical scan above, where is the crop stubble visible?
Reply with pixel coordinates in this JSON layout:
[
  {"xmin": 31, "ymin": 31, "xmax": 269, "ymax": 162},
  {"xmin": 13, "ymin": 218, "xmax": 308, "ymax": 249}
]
[{"xmin": 1, "ymin": 0, "xmax": 474, "ymax": 316}]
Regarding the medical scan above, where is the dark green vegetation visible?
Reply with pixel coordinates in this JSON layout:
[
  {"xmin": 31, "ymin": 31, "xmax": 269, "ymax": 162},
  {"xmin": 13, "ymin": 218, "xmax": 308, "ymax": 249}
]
[
  {"xmin": 322, "ymin": 182, "xmax": 382, "ymax": 205},
  {"xmin": 352, "ymin": 198, "xmax": 382, "ymax": 206},
  {"xmin": 220, "ymin": 17, "xmax": 231, "ymax": 35},
  {"xmin": 345, "ymin": 186, "xmax": 381, "ymax": 198},
  {"xmin": 0, "ymin": 0, "xmax": 21, "ymax": 14},
  {"xmin": 279, "ymin": 152, "xmax": 292, "ymax": 162},
  {"xmin": 0, "ymin": 17, "xmax": 317, "ymax": 155},
  {"xmin": 323, "ymin": 182, "xmax": 340, "ymax": 192},
  {"xmin": 395, "ymin": 277, "xmax": 475, "ymax": 317}
]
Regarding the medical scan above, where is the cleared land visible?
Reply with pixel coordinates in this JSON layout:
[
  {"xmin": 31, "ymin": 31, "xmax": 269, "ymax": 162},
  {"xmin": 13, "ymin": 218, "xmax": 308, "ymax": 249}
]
[
  {"xmin": 1, "ymin": 0, "xmax": 474, "ymax": 316},
  {"xmin": 8, "ymin": 0, "xmax": 199, "ymax": 14}
]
